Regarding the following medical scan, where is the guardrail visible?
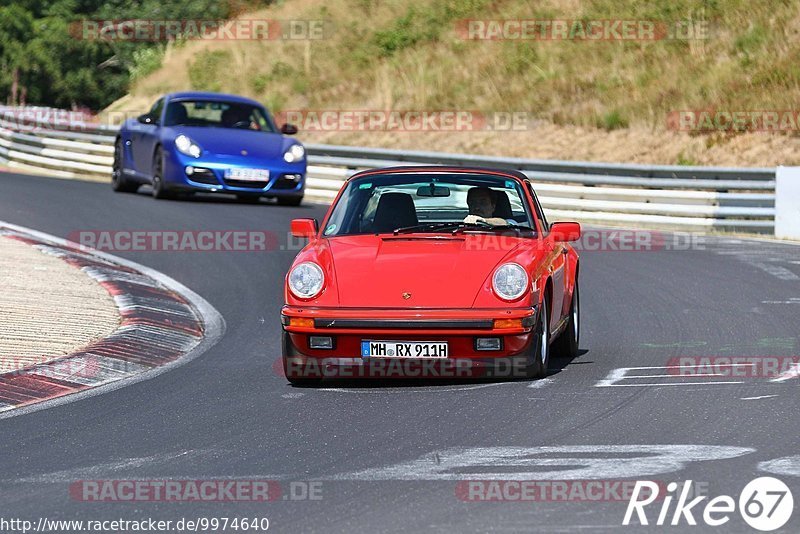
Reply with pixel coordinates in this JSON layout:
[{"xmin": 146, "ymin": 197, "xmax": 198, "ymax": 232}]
[{"xmin": 0, "ymin": 106, "xmax": 777, "ymax": 233}]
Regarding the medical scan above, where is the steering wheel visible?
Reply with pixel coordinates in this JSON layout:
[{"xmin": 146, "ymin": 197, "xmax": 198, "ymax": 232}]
[{"xmin": 231, "ymin": 120, "xmax": 251, "ymax": 129}]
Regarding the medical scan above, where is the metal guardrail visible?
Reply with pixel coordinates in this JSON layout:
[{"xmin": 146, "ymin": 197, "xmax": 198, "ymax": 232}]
[{"xmin": 0, "ymin": 106, "xmax": 778, "ymax": 233}]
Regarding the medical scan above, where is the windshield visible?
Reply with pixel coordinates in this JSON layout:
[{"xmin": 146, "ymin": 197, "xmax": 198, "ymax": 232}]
[
  {"xmin": 322, "ymin": 172, "xmax": 537, "ymax": 236},
  {"xmin": 163, "ymin": 99, "xmax": 276, "ymax": 132}
]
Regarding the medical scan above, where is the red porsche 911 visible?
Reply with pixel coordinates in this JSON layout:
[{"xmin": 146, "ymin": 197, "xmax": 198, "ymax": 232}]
[{"xmin": 281, "ymin": 166, "xmax": 581, "ymax": 385}]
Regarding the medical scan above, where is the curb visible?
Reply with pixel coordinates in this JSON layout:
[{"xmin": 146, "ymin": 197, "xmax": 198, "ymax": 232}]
[{"xmin": 0, "ymin": 221, "xmax": 226, "ymax": 418}]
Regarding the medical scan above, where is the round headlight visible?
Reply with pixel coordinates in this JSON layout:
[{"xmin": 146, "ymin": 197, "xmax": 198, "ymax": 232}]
[
  {"xmin": 288, "ymin": 262, "xmax": 324, "ymax": 299},
  {"xmin": 283, "ymin": 144, "xmax": 305, "ymax": 163},
  {"xmin": 492, "ymin": 263, "xmax": 529, "ymax": 301},
  {"xmin": 175, "ymin": 134, "xmax": 201, "ymax": 158}
]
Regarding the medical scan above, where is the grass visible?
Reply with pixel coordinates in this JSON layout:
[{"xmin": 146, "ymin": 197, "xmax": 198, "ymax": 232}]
[
  {"xmin": 121, "ymin": 0, "xmax": 800, "ymax": 121},
  {"xmin": 104, "ymin": 0, "xmax": 800, "ymax": 165}
]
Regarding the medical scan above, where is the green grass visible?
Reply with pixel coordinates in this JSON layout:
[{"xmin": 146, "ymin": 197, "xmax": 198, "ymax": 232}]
[{"xmin": 127, "ymin": 0, "xmax": 800, "ymax": 131}]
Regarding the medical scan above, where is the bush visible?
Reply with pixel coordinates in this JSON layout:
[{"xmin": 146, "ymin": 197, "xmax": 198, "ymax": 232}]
[{"xmin": 188, "ymin": 50, "xmax": 232, "ymax": 92}]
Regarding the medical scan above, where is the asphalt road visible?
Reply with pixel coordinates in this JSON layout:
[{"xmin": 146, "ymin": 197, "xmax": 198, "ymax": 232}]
[{"xmin": 1, "ymin": 171, "xmax": 799, "ymax": 533}]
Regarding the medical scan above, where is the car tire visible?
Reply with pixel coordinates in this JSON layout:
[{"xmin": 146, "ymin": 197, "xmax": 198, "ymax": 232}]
[
  {"xmin": 552, "ymin": 277, "xmax": 579, "ymax": 359},
  {"xmin": 282, "ymin": 332, "xmax": 322, "ymax": 387},
  {"xmin": 151, "ymin": 147, "xmax": 173, "ymax": 200},
  {"xmin": 111, "ymin": 139, "xmax": 138, "ymax": 193},
  {"xmin": 277, "ymin": 195, "xmax": 303, "ymax": 207},
  {"xmin": 526, "ymin": 294, "xmax": 550, "ymax": 379}
]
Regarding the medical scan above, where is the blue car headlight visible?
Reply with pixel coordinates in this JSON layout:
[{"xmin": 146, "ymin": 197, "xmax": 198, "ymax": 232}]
[
  {"xmin": 283, "ymin": 144, "xmax": 305, "ymax": 163},
  {"xmin": 175, "ymin": 135, "xmax": 202, "ymax": 158}
]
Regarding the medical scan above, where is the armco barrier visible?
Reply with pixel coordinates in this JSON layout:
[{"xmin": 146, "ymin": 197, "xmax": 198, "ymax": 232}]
[{"xmin": 0, "ymin": 106, "xmax": 778, "ymax": 233}]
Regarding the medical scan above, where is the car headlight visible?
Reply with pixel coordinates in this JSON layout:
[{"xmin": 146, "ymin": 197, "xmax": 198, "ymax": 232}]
[
  {"xmin": 288, "ymin": 262, "xmax": 324, "ymax": 299},
  {"xmin": 175, "ymin": 135, "xmax": 201, "ymax": 158},
  {"xmin": 283, "ymin": 144, "xmax": 305, "ymax": 163},
  {"xmin": 492, "ymin": 263, "xmax": 529, "ymax": 301}
]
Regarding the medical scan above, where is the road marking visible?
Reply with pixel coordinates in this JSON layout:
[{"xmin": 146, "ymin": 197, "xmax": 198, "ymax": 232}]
[
  {"xmin": 281, "ymin": 392, "xmax": 304, "ymax": 399},
  {"xmin": 331, "ymin": 445, "xmax": 754, "ymax": 481},
  {"xmin": 751, "ymin": 262, "xmax": 800, "ymax": 281},
  {"xmin": 759, "ymin": 456, "xmax": 800, "ymax": 477},
  {"xmin": 740, "ymin": 395, "xmax": 778, "ymax": 400},
  {"xmin": 771, "ymin": 363, "xmax": 800, "ymax": 382},
  {"xmin": 528, "ymin": 378, "xmax": 555, "ymax": 388},
  {"xmin": 592, "ymin": 364, "xmax": 784, "ymax": 388}
]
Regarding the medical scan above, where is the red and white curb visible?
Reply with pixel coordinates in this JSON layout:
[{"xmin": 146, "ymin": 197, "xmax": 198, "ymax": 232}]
[{"xmin": 0, "ymin": 221, "xmax": 225, "ymax": 418}]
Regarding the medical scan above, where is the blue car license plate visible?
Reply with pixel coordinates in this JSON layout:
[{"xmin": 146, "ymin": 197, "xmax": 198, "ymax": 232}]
[{"xmin": 224, "ymin": 168, "xmax": 270, "ymax": 181}]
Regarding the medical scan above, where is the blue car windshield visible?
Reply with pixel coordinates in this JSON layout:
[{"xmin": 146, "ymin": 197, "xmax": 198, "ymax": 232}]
[
  {"xmin": 322, "ymin": 173, "xmax": 537, "ymax": 236},
  {"xmin": 163, "ymin": 100, "xmax": 277, "ymax": 132}
]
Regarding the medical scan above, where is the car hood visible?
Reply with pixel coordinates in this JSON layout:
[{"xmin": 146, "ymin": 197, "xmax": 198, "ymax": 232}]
[
  {"xmin": 326, "ymin": 235, "xmax": 525, "ymax": 308},
  {"xmin": 170, "ymin": 127, "xmax": 287, "ymax": 159}
]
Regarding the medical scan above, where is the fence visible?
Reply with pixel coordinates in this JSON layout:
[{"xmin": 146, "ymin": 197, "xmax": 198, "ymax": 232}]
[{"xmin": 0, "ymin": 107, "xmax": 777, "ymax": 233}]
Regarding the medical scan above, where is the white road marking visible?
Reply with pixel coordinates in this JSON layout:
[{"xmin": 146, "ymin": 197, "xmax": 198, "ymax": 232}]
[
  {"xmin": 15, "ymin": 451, "xmax": 198, "ymax": 483},
  {"xmin": 594, "ymin": 364, "xmax": 769, "ymax": 388},
  {"xmin": 597, "ymin": 381, "xmax": 744, "ymax": 387},
  {"xmin": 771, "ymin": 363, "xmax": 800, "ymax": 382},
  {"xmin": 740, "ymin": 395, "xmax": 778, "ymax": 400},
  {"xmin": 281, "ymin": 392, "xmax": 305, "ymax": 399},
  {"xmin": 331, "ymin": 445, "xmax": 754, "ymax": 481},
  {"xmin": 623, "ymin": 373, "xmax": 726, "ymax": 378},
  {"xmin": 759, "ymin": 456, "xmax": 800, "ymax": 477},
  {"xmin": 751, "ymin": 262, "xmax": 800, "ymax": 281},
  {"xmin": 528, "ymin": 378, "xmax": 555, "ymax": 388}
]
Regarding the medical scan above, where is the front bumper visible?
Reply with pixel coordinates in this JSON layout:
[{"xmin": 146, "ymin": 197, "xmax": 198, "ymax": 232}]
[
  {"xmin": 281, "ymin": 306, "xmax": 540, "ymax": 380},
  {"xmin": 164, "ymin": 151, "xmax": 306, "ymax": 196}
]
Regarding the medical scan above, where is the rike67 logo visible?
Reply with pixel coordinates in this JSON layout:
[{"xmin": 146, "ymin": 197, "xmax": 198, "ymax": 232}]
[{"xmin": 624, "ymin": 477, "xmax": 794, "ymax": 531}]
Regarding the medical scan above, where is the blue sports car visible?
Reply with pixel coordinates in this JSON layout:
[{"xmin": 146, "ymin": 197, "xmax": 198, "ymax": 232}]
[{"xmin": 112, "ymin": 91, "xmax": 306, "ymax": 205}]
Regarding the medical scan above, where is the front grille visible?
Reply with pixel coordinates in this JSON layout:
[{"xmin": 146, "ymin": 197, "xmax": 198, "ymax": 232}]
[
  {"xmin": 187, "ymin": 168, "xmax": 219, "ymax": 185},
  {"xmin": 271, "ymin": 174, "xmax": 303, "ymax": 190},
  {"xmin": 223, "ymin": 179, "xmax": 269, "ymax": 189},
  {"xmin": 313, "ymin": 319, "xmax": 495, "ymax": 329}
]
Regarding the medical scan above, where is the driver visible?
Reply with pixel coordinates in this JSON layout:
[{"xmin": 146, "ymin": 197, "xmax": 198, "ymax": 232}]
[
  {"xmin": 222, "ymin": 106, "xmax": 259, "ymax": 130},
  {"xmin": 464, "ymin": 187, "xmax": 514, "ymax": 226}
]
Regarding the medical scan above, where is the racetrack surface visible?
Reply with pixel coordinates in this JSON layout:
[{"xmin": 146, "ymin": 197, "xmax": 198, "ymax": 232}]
[{"xmin": 1, "ymin": 171, "xmax": 798, "ymax": 533}]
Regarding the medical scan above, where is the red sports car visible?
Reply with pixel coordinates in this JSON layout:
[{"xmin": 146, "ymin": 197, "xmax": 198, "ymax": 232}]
[{"xmin": 281, "ymin": 166, "xmax": 581, "ymax": 385}]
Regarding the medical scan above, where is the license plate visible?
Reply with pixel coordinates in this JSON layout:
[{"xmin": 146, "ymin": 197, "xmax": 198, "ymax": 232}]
[
  {"xmin": 361, "ymin": 340, "xmax": 448, "ymax": 359},
  {"xmin": 224, "ymin": 168, "xmax": 270, "ymax": 181}
]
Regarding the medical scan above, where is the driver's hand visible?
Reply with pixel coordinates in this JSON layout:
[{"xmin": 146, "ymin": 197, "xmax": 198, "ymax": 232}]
[{"xmin": 463, "ymin": 214, "xmax": 485, "ymax": 225}]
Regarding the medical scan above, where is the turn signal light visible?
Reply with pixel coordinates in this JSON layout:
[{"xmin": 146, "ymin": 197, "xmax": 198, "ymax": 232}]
[
  {"xmin": 493, "ymin": 318, "xmax": 523, "ymax": 329},
  {"xmin": 289, "ymin": 317, "xmax": 314, "ymax": 328}
]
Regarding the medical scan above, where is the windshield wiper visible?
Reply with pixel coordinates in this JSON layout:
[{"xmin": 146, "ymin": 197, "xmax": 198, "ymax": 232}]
[
  {"xmin": 392, "ymin": 222, "xmax": 463, "ymax": 235},
  {"xmin": 392, "ymin": 221, "xmax": 536, "ymax": 235},
  {"xmin": 452, "ymin": 221, "xmax": 537, "ymax": 234}
]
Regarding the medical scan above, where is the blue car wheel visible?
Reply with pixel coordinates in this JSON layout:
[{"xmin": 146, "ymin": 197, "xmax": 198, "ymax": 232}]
[
  {"xmin": 111, "ymin": 139, "xmax": 138, "ymax": 193},
  {"xmin": 151, "ymin": 147, "xmax": 173, "ymax": 200}
]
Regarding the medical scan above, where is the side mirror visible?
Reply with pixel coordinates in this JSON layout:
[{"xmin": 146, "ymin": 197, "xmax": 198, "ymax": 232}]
[
  {"xmin": 291, "ymin": 218, "xmax": 318, "ymax": 238},
  {"xmin": 550, "ymin": 221, "xmax": 581, "ymax": 242},
  {"xmin": 281, "ymin": 123, "xmax": 298, "ymax": 135},
  {"xmin": 137, "ymin": 114, "xmax": 154, "ymax": 125}
]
